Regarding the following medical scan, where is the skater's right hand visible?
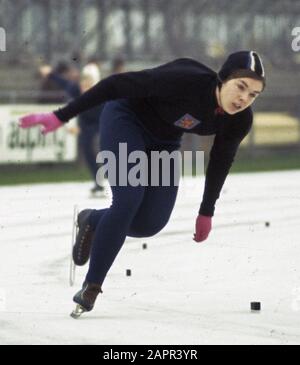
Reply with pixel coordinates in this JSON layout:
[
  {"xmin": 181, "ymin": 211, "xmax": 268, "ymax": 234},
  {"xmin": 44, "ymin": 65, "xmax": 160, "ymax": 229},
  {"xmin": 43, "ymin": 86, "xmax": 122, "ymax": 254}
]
[
  {"xmin": 193, "ymin": 214, "xmax": 212, "ymax": 242},
  {"xmin": 19, "ymin": 112, "xmax": 63, "ymax": 135}
]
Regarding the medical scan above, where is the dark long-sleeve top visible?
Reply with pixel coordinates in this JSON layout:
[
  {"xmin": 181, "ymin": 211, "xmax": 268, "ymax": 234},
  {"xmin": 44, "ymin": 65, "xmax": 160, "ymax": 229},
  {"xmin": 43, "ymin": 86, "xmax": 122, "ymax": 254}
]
[{"xmin": 54, "ymin": 58, "xmax": 252, "ymax": 216}]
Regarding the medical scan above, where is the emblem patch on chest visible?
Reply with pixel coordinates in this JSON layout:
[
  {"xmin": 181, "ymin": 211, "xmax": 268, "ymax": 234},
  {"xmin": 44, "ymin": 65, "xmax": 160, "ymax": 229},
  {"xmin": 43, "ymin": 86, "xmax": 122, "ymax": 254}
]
[{"xmin": 174, "ymin": 114, "xmax": 201, "ymax": 129}]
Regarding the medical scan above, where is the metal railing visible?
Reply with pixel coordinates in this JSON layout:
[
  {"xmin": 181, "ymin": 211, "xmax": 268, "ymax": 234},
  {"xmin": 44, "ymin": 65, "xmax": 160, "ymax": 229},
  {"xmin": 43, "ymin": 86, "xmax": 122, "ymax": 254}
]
[{"xmin": 0, "ymin": 0, "xmax": 300, "ymax": 67}]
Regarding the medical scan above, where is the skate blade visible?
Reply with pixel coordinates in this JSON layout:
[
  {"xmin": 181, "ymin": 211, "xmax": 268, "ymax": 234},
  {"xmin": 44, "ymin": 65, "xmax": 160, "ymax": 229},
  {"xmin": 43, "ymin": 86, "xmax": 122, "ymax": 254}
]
[
  {"xmin": 69, "ymin": 205, "xmax": 79, "ymax": 287},
  {"xmin": 70, "ymin": 304, "xmax": 86, "ymax": 319}
]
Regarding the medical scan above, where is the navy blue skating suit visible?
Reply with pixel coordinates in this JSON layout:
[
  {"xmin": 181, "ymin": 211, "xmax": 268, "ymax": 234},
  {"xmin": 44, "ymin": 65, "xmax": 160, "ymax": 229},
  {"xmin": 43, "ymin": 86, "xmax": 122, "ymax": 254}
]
[{"xmin": 54, "ymin": 58, "xmax": 252, "ymax": 285}]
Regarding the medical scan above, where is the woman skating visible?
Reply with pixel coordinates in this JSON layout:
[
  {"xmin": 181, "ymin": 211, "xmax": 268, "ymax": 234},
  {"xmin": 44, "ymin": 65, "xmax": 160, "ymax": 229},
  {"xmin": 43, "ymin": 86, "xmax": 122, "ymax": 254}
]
[{"xmin": 19, "ymin": 51, "xmax": 265, "ymax": 317}]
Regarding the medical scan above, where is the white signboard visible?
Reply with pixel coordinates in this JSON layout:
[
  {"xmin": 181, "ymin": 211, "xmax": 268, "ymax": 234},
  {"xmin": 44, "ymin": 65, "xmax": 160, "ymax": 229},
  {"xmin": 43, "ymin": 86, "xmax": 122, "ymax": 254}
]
[{"xmin": 0, "ymin": 105, "xmax": 78, "ymax": 164}]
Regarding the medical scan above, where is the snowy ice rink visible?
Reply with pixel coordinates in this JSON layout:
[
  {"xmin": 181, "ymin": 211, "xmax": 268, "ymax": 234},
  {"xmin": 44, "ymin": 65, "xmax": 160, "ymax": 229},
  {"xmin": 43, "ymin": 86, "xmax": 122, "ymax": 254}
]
[{"xmin": 1, "ymin": 170, "xmax": 300, "ymax": 345}]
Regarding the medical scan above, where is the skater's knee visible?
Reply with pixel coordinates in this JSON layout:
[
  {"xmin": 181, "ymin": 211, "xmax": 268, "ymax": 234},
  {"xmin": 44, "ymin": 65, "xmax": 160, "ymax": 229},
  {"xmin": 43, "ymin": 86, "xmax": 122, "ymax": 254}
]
[
  {"xmin": 111, "ymin": 189, "xmax": 144, "ymax": 211},
  {"xmin": 130, "ymin": 219, "xmax": 167, "ymax": 237}
]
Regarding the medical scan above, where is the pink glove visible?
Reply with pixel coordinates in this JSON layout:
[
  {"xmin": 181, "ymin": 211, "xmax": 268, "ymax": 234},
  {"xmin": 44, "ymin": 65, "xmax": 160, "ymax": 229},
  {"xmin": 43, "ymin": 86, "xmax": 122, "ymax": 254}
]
[
  {"xmin": 19, "ymin": 112, "xmax": 63, "ymax": 135},
  {"xmin": 193, "ymin": 214, "xmax": 212, "ymax": 242}
]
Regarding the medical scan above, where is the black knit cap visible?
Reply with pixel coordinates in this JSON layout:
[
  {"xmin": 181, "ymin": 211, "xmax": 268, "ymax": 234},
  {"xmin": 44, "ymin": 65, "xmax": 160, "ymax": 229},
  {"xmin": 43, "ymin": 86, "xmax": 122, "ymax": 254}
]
[{"xmin": 218, "ymin": 50, "xmax": 265, "ymax": 83}]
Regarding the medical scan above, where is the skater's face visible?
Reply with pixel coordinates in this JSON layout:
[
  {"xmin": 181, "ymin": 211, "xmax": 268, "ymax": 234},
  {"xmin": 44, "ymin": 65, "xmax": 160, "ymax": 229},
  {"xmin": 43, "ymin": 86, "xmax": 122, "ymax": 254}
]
[{"xmin": 218, "ymin": 77, "xmax": 263, "ymax": 114}]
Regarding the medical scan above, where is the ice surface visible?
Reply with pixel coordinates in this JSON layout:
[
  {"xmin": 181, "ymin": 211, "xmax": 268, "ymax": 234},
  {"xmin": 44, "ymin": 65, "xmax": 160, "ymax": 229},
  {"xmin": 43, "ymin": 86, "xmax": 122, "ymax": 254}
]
[{"xmin": 1, "ymin": 170, "xmax": 300, "ymax": 345}]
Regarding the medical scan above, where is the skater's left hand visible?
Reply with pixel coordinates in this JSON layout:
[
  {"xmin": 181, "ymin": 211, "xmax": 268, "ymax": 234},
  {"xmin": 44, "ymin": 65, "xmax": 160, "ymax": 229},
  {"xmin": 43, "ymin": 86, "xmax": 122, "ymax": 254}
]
[{"xmin": 193, "ymin": 214, "xmax": 212, "ymax": 242}]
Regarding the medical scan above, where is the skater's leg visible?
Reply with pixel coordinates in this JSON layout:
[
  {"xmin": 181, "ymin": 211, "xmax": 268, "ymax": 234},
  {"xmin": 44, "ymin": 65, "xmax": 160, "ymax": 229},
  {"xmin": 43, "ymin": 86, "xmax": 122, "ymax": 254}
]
[
  {"xmin": 77, "ymin": 183, "xmax": 178, "ymax": 266},
  {"xmin": 89, "ymin": 208, "xmax": 108, "ymax": 229},
  {"xmin": 128, "ymin": 146, "xmax": 180, "ymax": 237},
  {"xmin": 128, "ymin": 184, "xmax": 178, "ymax": 237},
  {"xmin": 86, "ymin": 185, "xmax": 145, "ymax": 284},
  {"xmin": 86, "ymin": 143, "xmax": 180, "ymax": 284},
  {"xmin": 85, "ymin": 100, "xmax": 148, "ymax": 285}
]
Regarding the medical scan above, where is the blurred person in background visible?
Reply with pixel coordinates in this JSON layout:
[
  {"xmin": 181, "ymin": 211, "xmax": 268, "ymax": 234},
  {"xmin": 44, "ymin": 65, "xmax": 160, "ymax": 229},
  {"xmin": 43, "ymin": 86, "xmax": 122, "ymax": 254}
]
[
  {"xmin": 39, "ymin": 60, "xmax": 104, "ymax": 195},
  {"xmin": 39, "ymin": 61, "xmax": 81, "ymax": 100},
  {"xmin": 111, "ymin": 55, "xmax": 126, "ymax": 74},
  {"xmin": 79, "ymin": 62, "xmax": 105, "ymax": 196},
  {"xmin": 38, "ymin": 61, "xmax": 78, "ymax": 104}
]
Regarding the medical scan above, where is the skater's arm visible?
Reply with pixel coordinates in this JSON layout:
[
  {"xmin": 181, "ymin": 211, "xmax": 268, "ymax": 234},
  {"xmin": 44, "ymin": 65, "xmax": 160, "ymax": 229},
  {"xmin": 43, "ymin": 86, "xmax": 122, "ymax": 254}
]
[
  {"xmin": 199, "ymin": 110, "xmax": 253, "ymax": 216},
  {"xmin": 53, "ymin": 59, "xmax": 209, "ymax": 122},
  {"xmin": 19, "ymin": 60, "xmax": 208, "ymax": 135},
  {"xmin": 53, "ymin": 71, "xmax": 154, "ymax": 122}
]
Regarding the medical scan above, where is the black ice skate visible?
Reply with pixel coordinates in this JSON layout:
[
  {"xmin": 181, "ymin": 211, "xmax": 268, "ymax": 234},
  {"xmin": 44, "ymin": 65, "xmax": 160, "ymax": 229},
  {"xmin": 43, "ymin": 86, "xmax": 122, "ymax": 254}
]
[
  {"xmin": 70, "ymin": 282, "xmax": 102, "ymax": 319},
  {"xmin": 72, "ymin": 209, "xmax": 94, "ymax": 266}
]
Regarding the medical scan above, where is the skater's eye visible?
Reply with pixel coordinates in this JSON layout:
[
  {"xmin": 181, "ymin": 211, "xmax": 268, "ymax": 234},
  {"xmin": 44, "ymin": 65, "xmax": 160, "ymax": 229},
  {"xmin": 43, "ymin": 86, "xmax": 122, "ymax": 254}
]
[{"xmin": 237, "ymin": 83, "xmax": 245, "ymax": 91}]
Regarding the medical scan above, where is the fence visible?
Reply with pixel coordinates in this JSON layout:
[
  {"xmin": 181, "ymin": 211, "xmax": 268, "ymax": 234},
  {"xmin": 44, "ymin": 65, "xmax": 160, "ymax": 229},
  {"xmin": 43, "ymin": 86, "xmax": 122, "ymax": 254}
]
[{"xmin": 0, "ymin": 0, "xmax": 300, "ymax": 67}]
